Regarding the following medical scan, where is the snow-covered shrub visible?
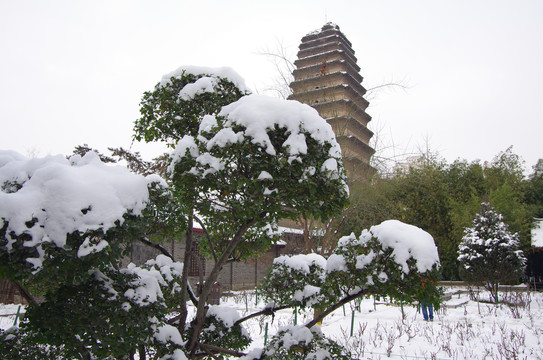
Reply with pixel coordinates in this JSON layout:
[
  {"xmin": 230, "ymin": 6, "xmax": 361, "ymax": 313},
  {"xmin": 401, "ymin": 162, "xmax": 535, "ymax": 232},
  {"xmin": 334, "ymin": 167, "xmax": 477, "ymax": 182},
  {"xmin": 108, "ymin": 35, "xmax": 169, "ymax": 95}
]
[
  {"xmin": 327, "ymin": 220, "xmax": 442, "ymax": 306},
  {"xmin": 247, "ymin": 325, "xmax": 352, "ymax": 360},
  {"xmin": 0, "ymin": 327, "xmax": 64, "ymax": 359},
  {"xmin": 0, "ymin": 151, "xmax": 163, "ymax": 282},
  {"xmin": 458, "ymin": 202, "xmax": 527, "ymax": 302},
  {"xmin": 258, "ymin": 254, "xmax": 327, "ymax": 308},
  {"xmin": 148, "ymin": 67, "xmax": 349, "ymax": 357},
  {"xmin": 135, "ymin": 66, "xmax": 249, "ymax": 144},
  {"xmin": 0, "ymin": 151, "xmax": 187, "ymax": 359},
  {"xmin": 260, "ymin": 220, "xmax": 442, "ymax": 313},
  {"xmin": 189, "ymin": 305, "xmax": 251, "ymax": 356}
]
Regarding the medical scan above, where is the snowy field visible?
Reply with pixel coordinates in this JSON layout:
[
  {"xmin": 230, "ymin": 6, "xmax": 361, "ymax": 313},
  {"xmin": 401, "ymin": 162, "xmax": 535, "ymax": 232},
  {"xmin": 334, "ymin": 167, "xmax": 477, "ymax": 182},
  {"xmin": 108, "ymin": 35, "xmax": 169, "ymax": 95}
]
[{"xmin": 2, "ymin": 287, "xmax": 542, "ymax": 359}]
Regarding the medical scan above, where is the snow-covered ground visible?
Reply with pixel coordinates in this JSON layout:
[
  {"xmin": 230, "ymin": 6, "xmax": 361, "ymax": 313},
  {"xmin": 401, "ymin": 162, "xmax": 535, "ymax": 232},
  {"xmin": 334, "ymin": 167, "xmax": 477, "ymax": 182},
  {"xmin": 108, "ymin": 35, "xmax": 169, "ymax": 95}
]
[
  {"xmin": 225, "ymin": 287, "xmax": 543, "ymax": 360},
  {"xmin": 0, "ymin": 303, "xmax": 24, "ymax": 331},
  {"xmin": 2, "ymin": 287, "xmax": 542, "ymax": 359}
]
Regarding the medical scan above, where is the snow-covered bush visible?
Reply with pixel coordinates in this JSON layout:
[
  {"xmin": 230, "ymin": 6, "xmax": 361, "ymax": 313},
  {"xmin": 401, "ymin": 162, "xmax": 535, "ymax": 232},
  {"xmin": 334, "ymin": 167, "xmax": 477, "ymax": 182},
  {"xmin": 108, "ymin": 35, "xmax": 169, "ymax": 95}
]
[
  {"xmin": 0, "ymin": 151, "xmax": 160, "ymax": 277},
  {"xmin": 258, "ymin": 254, "xmax": 327, "ymax": 308},
  {"xmin": 259, "ymin": 220, "xmax": 442, "ymax": 326},
  {"xmin": 192, "ymin": 306, "xmax": 251, "ymax": 357},
  {"xmin": 245, "ymin": 326, "xmax": 352, "ymax": 360},
  {"xmin": 134, "ymin": 65, "xmax": 249, "ymax": 144},
  {"xmin": 0, "ymin": 150, "xmax": 188, "ymax": 359},
  {"xmin": 458, "ymin": 202, "xmax": 526, "ymax": 302}
]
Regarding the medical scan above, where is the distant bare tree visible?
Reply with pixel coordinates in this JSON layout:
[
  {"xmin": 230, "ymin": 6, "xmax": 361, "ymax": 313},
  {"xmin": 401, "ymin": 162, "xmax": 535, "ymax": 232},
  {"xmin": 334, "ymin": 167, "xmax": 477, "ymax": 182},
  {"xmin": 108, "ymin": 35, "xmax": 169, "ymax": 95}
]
[{"xmin": 256, "ymin": 40, "xmax": 296, "ymax": 99}]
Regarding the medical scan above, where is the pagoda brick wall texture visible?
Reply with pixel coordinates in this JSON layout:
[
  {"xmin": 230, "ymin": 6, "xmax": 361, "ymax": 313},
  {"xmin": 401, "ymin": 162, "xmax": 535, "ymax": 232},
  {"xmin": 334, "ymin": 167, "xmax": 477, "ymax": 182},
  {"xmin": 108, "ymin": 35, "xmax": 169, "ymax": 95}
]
[{"xmin": 288, "ymin": 23, "xmax": 375, "ymax": 181}]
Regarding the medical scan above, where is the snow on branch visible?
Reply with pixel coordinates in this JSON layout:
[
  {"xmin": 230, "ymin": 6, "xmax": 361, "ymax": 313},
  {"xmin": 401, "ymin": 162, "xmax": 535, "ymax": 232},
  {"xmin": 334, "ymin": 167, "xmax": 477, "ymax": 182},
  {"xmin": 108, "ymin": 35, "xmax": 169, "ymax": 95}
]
[{"xmin": 0, "ymin": 150, "xmax": 163, "ymax": 270}]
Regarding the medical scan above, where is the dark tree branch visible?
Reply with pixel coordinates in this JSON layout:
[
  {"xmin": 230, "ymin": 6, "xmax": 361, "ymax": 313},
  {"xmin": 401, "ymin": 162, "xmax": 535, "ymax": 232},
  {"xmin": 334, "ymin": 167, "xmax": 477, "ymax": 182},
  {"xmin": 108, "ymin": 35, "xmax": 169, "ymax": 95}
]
[
  {"xmin": 11, "ymin": 279, "xmax": 36, "ymax": 305},
  {"xmin": 187, "ymin": 282, "xmax": 198, "ymax": 305},
  {"xmin": 138, "ymin": 344, "xmax": 146, "ymax": 360},
  {"xmin": 138, "ymin": 237, "xmax": 173, "ymax": 260},
  {"xmin": 234, "ymin": 304, "xmax": 291, "ymax": 327},
  {"xmin": 305, "ymin": 289, "xmax": 367, "ymax": 329},
  {"xmin": 197, "ymin": 343, "xmax": 246, "ymax": 358},
  {"xmin": 178, "ymin": 215, "xmax": 195, "ymax": 339},
  {"xmin": 193, "ymin": 215, "xmax": 218, "ymax": 263},
  {"xmin": 188, "ymin": 215, "xmax": 263, "ymax": 354}
]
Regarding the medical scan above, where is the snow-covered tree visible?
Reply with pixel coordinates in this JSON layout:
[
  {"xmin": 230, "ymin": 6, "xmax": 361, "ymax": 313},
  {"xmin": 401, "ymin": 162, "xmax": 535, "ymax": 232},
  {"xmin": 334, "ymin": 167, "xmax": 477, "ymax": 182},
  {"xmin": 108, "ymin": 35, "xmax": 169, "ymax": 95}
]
[
  {"xmin": 457, "ymin": 202, "xmax": 526, "ymax": 302},
  {"xmin": 1, "ymin": 66, "xmax": 351, "ymax": 359},
  {"xmin": 0, "ymin": 65, "xmax": 442, "ymax": 360},
  {"xmin": 0, "ymin": 151, "xmax": 186, "ymax": 359},
  {"xmin": 134, "ymin": 66, "xmax": 350, "ymax": 358},
  {"xmin": 258, "ymin": 220, "xmax": 441, "ymax": 328}
]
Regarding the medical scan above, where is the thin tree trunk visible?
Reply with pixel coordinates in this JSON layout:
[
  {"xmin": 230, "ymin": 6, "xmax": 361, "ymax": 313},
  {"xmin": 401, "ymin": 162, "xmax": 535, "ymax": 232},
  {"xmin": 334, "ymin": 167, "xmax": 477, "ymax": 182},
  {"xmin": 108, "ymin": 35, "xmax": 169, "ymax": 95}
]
[
  {"xmin": 177, "ymin": 212, "xmax": 194, "ymax": 337},
  {"xmin": 187, "ymin": 218, "xmax": 259, "ymax": 355}
]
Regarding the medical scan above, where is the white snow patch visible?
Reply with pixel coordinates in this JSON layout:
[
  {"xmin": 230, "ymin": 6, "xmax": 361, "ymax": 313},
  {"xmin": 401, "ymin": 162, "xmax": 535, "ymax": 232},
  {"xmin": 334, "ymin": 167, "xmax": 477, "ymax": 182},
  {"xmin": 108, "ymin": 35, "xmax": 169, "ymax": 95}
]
[
  {"xmin": 158, "ymin": 349, "xmax": 188, "ymax": 360},
  {"xmin": 207, "ymin": 305, "xmax": 242, "ymax": 328},
  {"xmin": 218, "ymin": 95, "xmax": 341, "ymax": 159},
  {"xmin": 154, "ymin": 324, "xmax": 184, "ymax": 345},
  {"xmin": 168, "ymin": 135, "xmax": 199, "ymax": 174},
  {"xmin": 0, "ymin": 151, "xmax": 154, "ymax": 270},
  {"xmin": 356, "ymin": 250, "xmax": 376, "ymax": 269},
  {"xmin": 178, "ymin": 76, "xmax": 217, "ymax": 100},
  {"xmin": 274, "ymin": 253, "xmax": 327, "ymax": 274},
  {"xmin": 326, "ymin": 254, "xmax": 347, "ymax": 272},
  {"xmin": 77, "ymin": 238, "xmax": 109, "ymax": 258},
  {"xmin": 369, "ymin": 220, "xmax": 440, "ymax": 274},
  {"xmin": 257, "ymin": 171, "xmax": 273, "ymax": 180},
  {"xmin": 160, "ymin": 65, "xmax": 248, "ymax": 93}
]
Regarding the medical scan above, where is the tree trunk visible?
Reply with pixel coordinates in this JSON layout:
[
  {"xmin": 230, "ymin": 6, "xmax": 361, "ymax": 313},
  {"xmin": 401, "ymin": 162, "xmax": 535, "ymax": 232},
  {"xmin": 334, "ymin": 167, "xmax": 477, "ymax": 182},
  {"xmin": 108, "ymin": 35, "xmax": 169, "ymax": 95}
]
[
  {"xmin": 177, "ymin": 213, "xmax": 194, "ymax": 336},
  {"xmin": 187, "ymin": 219, "xmax": 258, "ymax": 355}
]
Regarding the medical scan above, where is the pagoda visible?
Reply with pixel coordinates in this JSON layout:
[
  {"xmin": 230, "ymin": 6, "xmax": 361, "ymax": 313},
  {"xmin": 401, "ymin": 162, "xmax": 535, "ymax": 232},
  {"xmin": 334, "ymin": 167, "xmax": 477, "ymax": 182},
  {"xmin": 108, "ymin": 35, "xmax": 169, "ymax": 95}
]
[{"xmin": 288, "ymin": 23, "xmax": 375, "ymax": 181}]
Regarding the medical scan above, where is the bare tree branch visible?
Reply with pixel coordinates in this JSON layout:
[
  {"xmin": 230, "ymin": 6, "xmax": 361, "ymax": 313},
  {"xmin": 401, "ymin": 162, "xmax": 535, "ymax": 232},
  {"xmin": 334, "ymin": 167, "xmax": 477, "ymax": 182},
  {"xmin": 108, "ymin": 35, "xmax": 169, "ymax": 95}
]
[
  {"xmin": 197, "ymin": 343, "xmax": 246, "ymax": 358},
  {"xmin": 305, "ymin": 288, "xmax": 367, "ymax": 329},
  {"xmin": 193, "ymin": 215, "xmax": 218, "ymax": 263},
  {"xmin": 10, "ymin": 279, "xmax": 36, "ymax": 305},
  {"xmin": 234, "ymin": 303, "xmax": 291, "ymax": 327},
  {"xmin": 255, "ymin": 39, "xmax": 296, "ymax": 99},
  {"xmin": 138, "ymin": 237, "xmax": 173, "ymax": 260}
]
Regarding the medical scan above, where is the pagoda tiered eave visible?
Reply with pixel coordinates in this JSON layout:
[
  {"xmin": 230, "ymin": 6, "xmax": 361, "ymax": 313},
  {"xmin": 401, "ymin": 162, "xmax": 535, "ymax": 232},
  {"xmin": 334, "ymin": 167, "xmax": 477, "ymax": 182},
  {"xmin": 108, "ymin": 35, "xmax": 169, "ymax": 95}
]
[
  {"xmin": 294, "ymin": 48, "xmax": 359, "ymax": 70},
  {"xmin": 293, "ymin": 59, "xmax": 363, "ymax": 83}
]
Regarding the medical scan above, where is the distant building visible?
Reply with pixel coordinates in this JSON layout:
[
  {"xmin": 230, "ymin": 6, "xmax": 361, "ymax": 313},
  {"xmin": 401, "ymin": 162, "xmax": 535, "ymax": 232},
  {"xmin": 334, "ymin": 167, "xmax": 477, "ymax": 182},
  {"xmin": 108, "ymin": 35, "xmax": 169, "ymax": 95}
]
[
  {"xmin": 126, "ymin": 226, "xmax": 302, "ymax": 294},
  {"xmin": 288, "ymin": 23, "xmax": 375, "ymax": 181},
  {"xmin": 392, "ymin": 156, "xmax": 425, "ymax": 175}
]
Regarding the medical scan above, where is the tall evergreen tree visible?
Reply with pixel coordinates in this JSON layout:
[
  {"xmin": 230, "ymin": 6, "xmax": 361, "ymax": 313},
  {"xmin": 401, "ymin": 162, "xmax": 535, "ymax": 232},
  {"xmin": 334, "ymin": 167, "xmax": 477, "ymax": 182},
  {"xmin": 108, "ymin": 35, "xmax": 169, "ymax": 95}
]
[
  {"xmin": 526, "ymin": 159, "xmax": 543, "ymax": 218},
  {"xmin": 458, "ymin": 203, "xmax": 526, "ymax": 302}
]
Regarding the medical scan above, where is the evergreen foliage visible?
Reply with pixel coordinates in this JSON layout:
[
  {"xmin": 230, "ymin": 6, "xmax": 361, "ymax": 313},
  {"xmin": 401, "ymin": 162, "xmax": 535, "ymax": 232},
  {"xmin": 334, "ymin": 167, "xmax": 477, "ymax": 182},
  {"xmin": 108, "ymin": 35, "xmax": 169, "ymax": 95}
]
[
  {"xmin": 1, "ymin": 66, "xmax": 359, "ymax": 359},
  {"xmin": 457, "ymin": 203, "xmax": 527, "ymax": 302},
  {"xmin": 342, "ymin": 148, "xmax": 541, "ymax": 281},
  {"xmin": 259, "ymin": 220, "xmax": 442, "ymax": 330}
]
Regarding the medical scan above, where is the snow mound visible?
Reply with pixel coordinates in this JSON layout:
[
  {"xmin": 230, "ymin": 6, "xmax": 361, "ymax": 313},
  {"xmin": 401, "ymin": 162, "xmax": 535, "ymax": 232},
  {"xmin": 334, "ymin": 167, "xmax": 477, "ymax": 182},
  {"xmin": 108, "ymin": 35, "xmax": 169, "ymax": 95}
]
[
  {"xmin": 159, "ymin": 65, "xmax": 248, "ymax": 93},
  {"xmin": 0, "ymin": 150, "xmax": 157, "ymax": 269},
  {"xmin": 218, "ymin": 95, "xmax": 341, "ymax": 159},
  {"xmin": 369, "ymin": 220, "xmax": 440, "ymax": 274}
]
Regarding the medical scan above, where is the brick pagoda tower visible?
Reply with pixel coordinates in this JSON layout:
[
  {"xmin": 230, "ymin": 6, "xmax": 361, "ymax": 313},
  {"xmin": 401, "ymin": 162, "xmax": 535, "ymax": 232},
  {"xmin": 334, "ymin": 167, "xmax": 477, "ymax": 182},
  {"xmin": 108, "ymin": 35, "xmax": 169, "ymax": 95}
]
[{"xmin": 288, "ymin": 23, "xmax": 375, "ymax": 181}]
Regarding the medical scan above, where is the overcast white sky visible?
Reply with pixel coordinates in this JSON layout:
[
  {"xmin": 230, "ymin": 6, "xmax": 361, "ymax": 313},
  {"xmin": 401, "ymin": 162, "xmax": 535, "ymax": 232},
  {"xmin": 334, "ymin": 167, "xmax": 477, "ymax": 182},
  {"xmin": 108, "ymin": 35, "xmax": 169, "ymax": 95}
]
[{"xmin": 1, "ymin": 0, "xmax": 542, "ymax": 173}]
